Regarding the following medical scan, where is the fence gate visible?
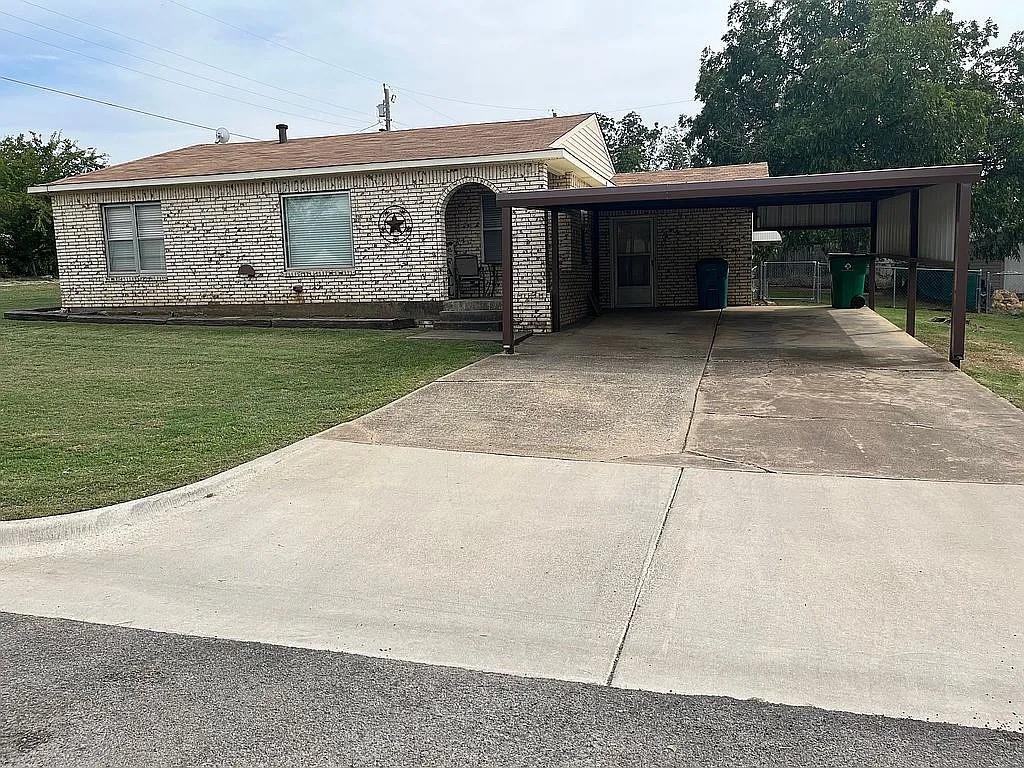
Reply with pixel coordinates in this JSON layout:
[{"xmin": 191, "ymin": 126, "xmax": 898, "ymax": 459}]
[{"xmin": 760, "ymin": 261, "xmax": 824, "ymax": 304}]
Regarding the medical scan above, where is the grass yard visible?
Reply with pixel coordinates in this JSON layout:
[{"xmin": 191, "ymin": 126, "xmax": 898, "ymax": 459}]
[
  {"xmin": 0, "ymin": 281, "xmax": 497, "ymax": 520},
  {"xmin": 873, "ymin": 305, "xmax": 1024, "ymax": 409}
]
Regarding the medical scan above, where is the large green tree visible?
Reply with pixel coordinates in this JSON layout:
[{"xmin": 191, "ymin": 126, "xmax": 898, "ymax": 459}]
[
  {"xmin": 0, "ymin": 132, "xmax": 106, "ymax": 276},
  {"xmin": 597, "ymin": 112, "xmax": 691, "ymax": 173},
  {"xmin": 682, "ymin": 0, "xmax": 1024, "ymax": 261}
]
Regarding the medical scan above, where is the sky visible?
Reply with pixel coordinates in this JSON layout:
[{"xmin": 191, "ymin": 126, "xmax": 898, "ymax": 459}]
[{"xmin": 2, "ymin": 0, "xmax": 1023, "ymax": 164}]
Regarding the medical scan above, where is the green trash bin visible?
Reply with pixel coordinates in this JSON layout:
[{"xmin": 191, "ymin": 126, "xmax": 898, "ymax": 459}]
[
  {"xmin": 696, "ymin": 258, "xmax": 730, "ymax": 309},
  {"xmin": 828, "ymin": 254, "xmax": 871, "ymax": 309}
]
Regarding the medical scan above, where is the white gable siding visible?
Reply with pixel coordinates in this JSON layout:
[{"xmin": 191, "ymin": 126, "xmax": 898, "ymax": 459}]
[{"xmin": 550, "ymin": 115, "xmax": 615, "ymax": 184}]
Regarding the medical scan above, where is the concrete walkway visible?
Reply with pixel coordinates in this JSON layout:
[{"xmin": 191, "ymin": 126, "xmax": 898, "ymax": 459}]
[{"xmin": 2, "ymin": 307, "xmax": 1022, "ymax": 734}]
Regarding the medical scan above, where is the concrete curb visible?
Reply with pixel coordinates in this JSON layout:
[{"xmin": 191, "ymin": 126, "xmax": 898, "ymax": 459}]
[{"xmin": 0, "ymin": 438, "xmax": 314, "ymax": 552}]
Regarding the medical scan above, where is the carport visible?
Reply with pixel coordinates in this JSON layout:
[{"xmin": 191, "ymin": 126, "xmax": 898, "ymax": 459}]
[{"xmin": 497, "ymin": 164, "xmax": 982, "ymax": 365}]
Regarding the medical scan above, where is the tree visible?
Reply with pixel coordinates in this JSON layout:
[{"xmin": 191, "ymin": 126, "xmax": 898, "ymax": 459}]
[
  {"xmin": 0, "ymin": 132, "xmax": 106, "ymax": 276},
  {"xmin": 597, "ymin": 112, "xmax": 691, "ymax": 173},
  {"xmin": 681, "ymin": 0, "xmax": 1024, "ymax": 261}
]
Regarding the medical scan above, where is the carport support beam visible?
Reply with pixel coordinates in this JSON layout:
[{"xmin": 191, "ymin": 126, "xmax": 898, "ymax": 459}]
[
  {"xmin": 590, "ymin": 208, "xmax": 600, "ymax": 311},
  {"xmin": 550, "ymin": 208, "xmax": 561, "ymax": 333},
  {"xmin": 867, "ymin": 201, "xmax": 878, "ymax": 309},
  {"xmin": 501, "ymin": 205, "xmax": 514, "ymax": 354},
  {"xmin": 906, "ymin": 190, "xmax": 920, "ymax": 338},
  {"xmin": 949, "ymin": 182, "xmax": 972, "ymax": 366}
]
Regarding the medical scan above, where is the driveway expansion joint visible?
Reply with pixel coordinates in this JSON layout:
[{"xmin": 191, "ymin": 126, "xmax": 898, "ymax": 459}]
[{"xmin": 605, "ymin": 468, "xmax": 684, "ymax": 686}]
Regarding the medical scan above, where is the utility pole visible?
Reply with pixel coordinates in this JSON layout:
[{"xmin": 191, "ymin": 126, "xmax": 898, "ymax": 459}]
[{"xmin": 379, "ymin": 83, "xmax": 393, "ymax": 131}]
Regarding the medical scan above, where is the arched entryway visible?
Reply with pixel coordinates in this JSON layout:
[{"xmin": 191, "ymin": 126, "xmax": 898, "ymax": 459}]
[{"xmin": 443, "ymin": 182, "xmax": 503, "ymax": 298}]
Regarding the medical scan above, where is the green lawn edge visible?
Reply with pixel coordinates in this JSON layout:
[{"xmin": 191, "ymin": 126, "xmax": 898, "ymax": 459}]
[{"xmin": 0, "ymin": 281, "xmax": 497, "ymax": 520}]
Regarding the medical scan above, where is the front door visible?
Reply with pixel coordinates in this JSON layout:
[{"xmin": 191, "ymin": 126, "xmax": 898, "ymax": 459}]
[{"xmin": 613, "ymin": 218, "xmax": 654, "ymax": 307}]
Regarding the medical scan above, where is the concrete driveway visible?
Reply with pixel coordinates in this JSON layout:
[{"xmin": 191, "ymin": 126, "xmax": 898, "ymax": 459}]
[
  {"xmin": 332, "ymin": 307, "xmax": 1024, "ymax": 482},
  {"xmin": 2, "ymin": 306, "xmax": 1022, "ymax": 733}
]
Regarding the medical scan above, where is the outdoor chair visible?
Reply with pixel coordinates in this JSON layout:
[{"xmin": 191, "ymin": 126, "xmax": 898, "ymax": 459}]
[{"xmin": 451, "ymin": 254, "xmax": 485, "ymax": 298}]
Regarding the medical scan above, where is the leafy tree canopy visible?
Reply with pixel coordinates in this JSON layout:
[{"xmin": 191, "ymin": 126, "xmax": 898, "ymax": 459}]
[
  {"xmin": 0, "ymin": 132, "xmax": 106, "ymax": 276},
  {"xmin": 597, "ymin": 112, "xmax": 690, "ymax": 173},
  {"xmin": 680, "ymin": 0, "xmax": 1024, "ymax": 261}
]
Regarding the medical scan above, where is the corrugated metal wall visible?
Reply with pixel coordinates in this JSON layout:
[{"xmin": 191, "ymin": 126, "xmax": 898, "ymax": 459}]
[
  {"xmin": 876, "ymin": 185, "xmax": 957, "ymax": 262},
  {"xmin": 918, "ymin": 183, "xmax": 957, "ymax": 264},
  {"xmin": 756, "ymin": 201, "xmax": 871, "ymax": 229},
  {"xmin": 876, "ymin": 192, "xmax": 911, "ymax": 257}
]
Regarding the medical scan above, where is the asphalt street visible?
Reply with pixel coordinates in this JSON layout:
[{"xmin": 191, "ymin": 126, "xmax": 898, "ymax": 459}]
[{"xmin": 1, "ymin": 612, "xmax": 1021, "ymax": 767}]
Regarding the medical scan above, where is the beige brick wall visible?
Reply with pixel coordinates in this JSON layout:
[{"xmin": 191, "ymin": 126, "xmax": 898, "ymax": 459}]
[
  {"xmin": 51, "ymin": 161, "xmax": 551, "ymax": 332},
  {"xmin": 598, "ymin": 208, "xmax": 753, "ymax": 309},
  {"xmin": 547, "ymin": 170, "xmax": 594, "ymax": 328}
]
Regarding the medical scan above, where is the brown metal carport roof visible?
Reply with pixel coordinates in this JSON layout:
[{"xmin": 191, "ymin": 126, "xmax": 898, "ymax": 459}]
[
  {"xmin": 497, "ymin": 164, "xmax": 981, "ymax": 210},
  {"xmin": 495, "ymin": 164, "xmax": 982, "ymax": 364}
]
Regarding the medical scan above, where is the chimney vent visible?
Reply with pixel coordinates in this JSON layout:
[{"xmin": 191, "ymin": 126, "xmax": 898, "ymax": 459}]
[{"xmin": 276, "ymin": 123, "xmax": 288, "ymax": 143}]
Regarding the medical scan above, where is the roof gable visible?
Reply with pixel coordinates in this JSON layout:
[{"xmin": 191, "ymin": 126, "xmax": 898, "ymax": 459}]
[{"xmin": 550, "ymin": 115, "xmax": 616, "ymax": 183}]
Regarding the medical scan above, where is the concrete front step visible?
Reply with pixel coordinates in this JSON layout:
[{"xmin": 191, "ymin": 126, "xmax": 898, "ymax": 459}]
[
  {"xmin": 443, "ymin": 298, "xmax": 501, "ymax": 312},
  {"xmin": 432, "ymin": 319, "xmax": 501, "ymax": 332},
  {"xmin": 439, "ymin": 309, "xmax": 502, "ymax": 322}
]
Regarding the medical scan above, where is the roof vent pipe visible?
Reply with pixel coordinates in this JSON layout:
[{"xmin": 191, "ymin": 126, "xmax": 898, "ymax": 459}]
[{"xmin": 276, "ymin": 124, "xmax": 288, "ymax": 143}]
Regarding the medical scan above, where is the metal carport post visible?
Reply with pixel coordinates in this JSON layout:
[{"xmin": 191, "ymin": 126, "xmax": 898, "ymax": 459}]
[
  {"xmin": 949, "ymin": 182, "xmax": 972, "ymax": 367},
  {"xmin": 501, "ymin": 204, "xmax": 515, "ymax": 354}
]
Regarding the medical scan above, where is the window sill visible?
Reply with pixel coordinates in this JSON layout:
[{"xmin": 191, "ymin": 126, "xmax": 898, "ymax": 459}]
[
  {"xmin": 284, "ymin": 267, "xmax": 358, "ymax": 275},
  {"xmin": 107, "ymin": 272, "xmax": 168, "ymax": 281}
]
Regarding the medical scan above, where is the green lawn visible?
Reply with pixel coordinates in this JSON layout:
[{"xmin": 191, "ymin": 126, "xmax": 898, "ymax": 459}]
[
  {"xmin": 874, "ymin": 305, "xmax": 1024, "ymax": 410},
  {"xmin": 0, "ymin": 281, "xmax": 496, "ymax": 520}
]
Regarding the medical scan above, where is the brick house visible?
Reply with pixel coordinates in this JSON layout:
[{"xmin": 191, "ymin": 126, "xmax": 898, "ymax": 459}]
[{"xmin": 30, "ymin": 114, "xmax": 765, "ymax": 333}]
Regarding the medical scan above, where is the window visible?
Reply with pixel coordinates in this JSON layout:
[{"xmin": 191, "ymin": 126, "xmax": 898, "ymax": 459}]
[
  {"xmin": 481, "ymin": 192, "xmax": 502, "ymax": 264},
  {"xmin": 103, "ymin": 203, "xmax": 165, "ymax": 274},
  {"xmin": 283, "ymin": 192, "xmax": 354, "ymax": 270}
]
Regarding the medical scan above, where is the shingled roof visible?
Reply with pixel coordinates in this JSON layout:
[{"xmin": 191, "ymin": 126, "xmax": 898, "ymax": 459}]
[
  {"xmin": 612, "ymin": 163, "xmax": 770, "ymax": 186},
  {"xmin": 49, "ymin": 114, "xmax": 595, "ymax": 187}
]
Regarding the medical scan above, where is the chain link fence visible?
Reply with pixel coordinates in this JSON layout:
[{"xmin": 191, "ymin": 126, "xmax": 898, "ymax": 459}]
[
  {"xmin": 755, "ymin": 259, "xmax": 1024, "ymax": 312},
  {"xmin": 757, "ymin": 261, "xmax": 830, "ymax": 304}
]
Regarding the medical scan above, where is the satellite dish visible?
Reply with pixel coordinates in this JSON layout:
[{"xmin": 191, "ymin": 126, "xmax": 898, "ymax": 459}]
[{"xmin": 214, "ymin": 127, "xmax": 231, "ymax": 144}]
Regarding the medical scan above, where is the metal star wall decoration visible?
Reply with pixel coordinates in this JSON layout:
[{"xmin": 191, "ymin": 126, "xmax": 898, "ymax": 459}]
[{"xmin": 378, "ymin": 205, "xmax": 414, "ymax": 243}]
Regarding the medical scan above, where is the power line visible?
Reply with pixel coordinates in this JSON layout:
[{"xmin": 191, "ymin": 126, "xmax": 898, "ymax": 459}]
[
  {"xmin": 0, "ymin": 26, "xmax": 368, "ymax": 131},
  {"xmin": 164, "ymin": 0, "xmax": 551, "ymax": 114},
  {"xmin": 1, "ymin": 9, "xmax": 367, "ymax": 127},
  {"xmin": 397, "ymin": 89, "xmax": 456, "ymax": 122},
  {"xmin": 17, "ymin": 0, "xmax": 371, "ymax": 120},
  {"xmin": 0, "ymin": 74, "xmax": 261, "ymax": 140},
  {"xmin": 598, "ymin": 98, "xmax": 702, "ymax": 114}
]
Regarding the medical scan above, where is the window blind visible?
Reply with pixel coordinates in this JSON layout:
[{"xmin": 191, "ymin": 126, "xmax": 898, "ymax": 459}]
[
  {"xmin": 284, "ymin": 193, "xmax": 354, "ymax": 269},
  {"xmin": 103, "ymin": 203, "xmax": 165, "ymax": 273}
]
